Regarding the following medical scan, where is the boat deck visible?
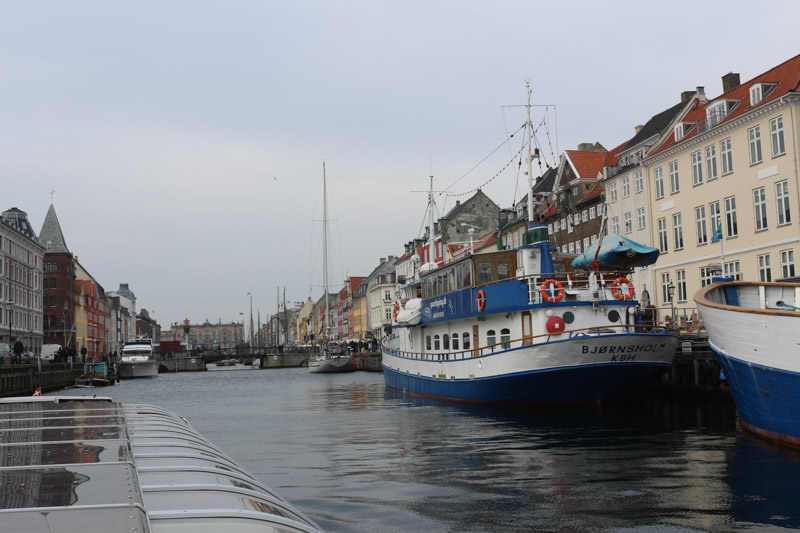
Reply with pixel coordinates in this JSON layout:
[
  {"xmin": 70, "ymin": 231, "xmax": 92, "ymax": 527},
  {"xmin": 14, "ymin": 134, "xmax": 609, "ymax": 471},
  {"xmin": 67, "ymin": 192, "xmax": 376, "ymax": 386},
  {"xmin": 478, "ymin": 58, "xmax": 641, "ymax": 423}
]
[{"xmin": 0, "ymin": 396, "xmax": 323, "ymax": 532}]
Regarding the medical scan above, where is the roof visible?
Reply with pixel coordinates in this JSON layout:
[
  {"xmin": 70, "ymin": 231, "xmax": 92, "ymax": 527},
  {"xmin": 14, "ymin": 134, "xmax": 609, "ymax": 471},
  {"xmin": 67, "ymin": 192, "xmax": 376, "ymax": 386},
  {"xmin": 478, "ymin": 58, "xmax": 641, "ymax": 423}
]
[
  {"xmin": 624, "ymin": 99, "xmax": 689, "ymax": 152},
  {"xmin": 649, "ymin": 53, "xmax": 800, "ymax": 157},
  {"xmin": 39, "ymin": 204, "xmax": 70, "ymax": 254},
  {"xmin": 1, "ymin": 207, "xmax": 41, "ymax": 247},
  {"xmin": 575, "ymin": 181, "xmax": 604, "ymax": 207},
  {"xmin": 473, "ymin": 230, "xmax": 498, "ymax": 251},
  {"xmin": 532, "ymin": 166, "xmax": 557, "ymax": 194},
  {"xmin": 565, "ymin": 150, "xmax": 609, "ymax": 179}
]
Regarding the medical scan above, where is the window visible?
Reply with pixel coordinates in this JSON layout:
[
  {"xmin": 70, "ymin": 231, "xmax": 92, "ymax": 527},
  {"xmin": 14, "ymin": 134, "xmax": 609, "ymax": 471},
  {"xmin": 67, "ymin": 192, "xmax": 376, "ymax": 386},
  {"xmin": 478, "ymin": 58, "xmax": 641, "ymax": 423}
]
[
  {"xmin": 721, "ymin": 138, "xmax": 733, "ymax": 175},
  {"xmin": 695, "ymin": 205, "xmax": 708, "ymax": 245},
  {"xmin": 589, "ymin": 206, "xmax": 596, "ymax": 219},
  {"xmin": 753, "ymin": 187, "xmax": 768, "ymax": 231},
  {"xmin": 637, "ymin": 207, "xmax": 646, "ymax": 230},
  {"xmin": 609, "ymin": 182, "xmax": 618, "ymax": 203},
  {"xmin": 560, "ymin": 218, "xmax": 566, "ymax": 231},
  {"xmin": 657, "ymin": 218, "xmax": 668, "ymax": 253},
  {"xmin": 497, "ymin": 262, "xmax": 510, "ymax": 280},
  {"xmin": 622, "ymin": 176, "xmax": 630, "ymax": 198},
  {"xmin": 478, "ymin": 263, "xmax": 491, "ymax": 284},
  {"xmin": 700, "ymin": 266, "xmax": 712, "ymax": 288},
  {"xmin": 781, "ymin": 249, "xmax": 796, "ymax": 278},
  {"xmin": 724, "ymin": 260, "xmax": 741, "ymax": 281},
  {"xmin": 486, "ymin": 330, "xmax": 496, "ymax": 349},
  {"xmin": 771, "ymin": 116, "xmax": 786, "ymax": 157},
  {"xmin": 426, "ymin": 335, "xmax": 431, "ymax": 350},
  {"xmin": 591, "ymin": 235, "xmax": 598, "ymax": 244},
  {"xmin": 500, "ymin": 328, "xmax": 511, "ymax": 349},
  {"xmin": 567, "ymin": 216, "xmax": 573, "ymax": 233},
  {"xmin": 573, "ymin": 213, "xmax": 579, "ymax": 227},
  {"xmin": 635, "ymin": 170, "xmax": 644, "ymax": 193},
  {"xmin": 691, "ymin": 150, "xmax": 703, "ymax": 186},
  {"xmin": 669, "ymin": 161, "xmax": 680, "ymax": 194},
  {"xmin": 672, "ymin": 213, "xmax": 684, "ymax": 250},
  {"xmin": 611, "ymin": 216, "xmax": 619, "ymax": 235},
  {"xmin": 654, "ymin": 167, "xmax": 664, "ymax": 199},
  {"xmin": 452, "ymin": 335, "xmax": 459, "ymax": 351},
  {"xmin": 575, "ymin": 240, "xmax": 581, "ymax": 254},
  {"xmin": 776, "ymin": 180, "xmax": 791, "ymax": 226},
  {"xmin": 661, "ymin": 273, "xmax": 671, "ymax": 305},
  {"xmin": 462, "ymin": 332, "xmax": 470, "ymax": 350},
  {"xmin": 676, "ymin": 269, "xmax": 686, "ymax": 302},
  {"xmin": 624, "ymin": 212, "xmax": 632, "ymax": 234},
  {"xmin": 434, "ymin": 335, "xmax": 440, "ymax": 350},
  {"xmin": 705, "ymin": 145, "xmax": 718, "ymax": 181},
  {"xmin": 583, "ymin": 237, "xmax": 590, "ymax": 249},
  {"xmin": 547, "ymin": 223, "xmax": 553, "ymax": 234},
  {"xmin": 724, "ymin": 196, "xmax": 738, "ymax": 238},
  {"xmin": 568, "ymin": 242, "xmax": 575, "ymax": 254},
  {"xmin": 758, "ymin": 254, "xmax": 772, "ymax": 282},
  {"xmin": 750, "ymin": 84, "xmax": 763, "ymax": 106},
  {"xmin": 709, "ymin": 201, "xmax": 721, "ymax": 235},
  {"xmin": 443, "ymin": 334, "xmax": 450, "ymax": 350},
  {"xmin": 748, "ymin": 125, "xmax": 763, "ymax": 165},
  {"xmin": 582, "ymin": 210, "xmax": 588, "ymax": 222}
]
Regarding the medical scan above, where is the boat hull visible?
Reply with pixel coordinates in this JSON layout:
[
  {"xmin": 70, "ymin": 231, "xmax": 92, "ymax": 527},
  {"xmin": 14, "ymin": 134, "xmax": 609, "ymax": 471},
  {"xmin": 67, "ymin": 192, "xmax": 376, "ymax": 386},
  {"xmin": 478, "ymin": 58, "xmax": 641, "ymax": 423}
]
[
  {"xmin": 695, "ymin": 280, "xmax": 800, "ymax": 448},
  {"xmin": 382, "ymin": 332, "xmax": 677, "ymax": 404},
  {"xmin": 309, "ymin": 356, "xmax": 357, "ymax": 373},
  {"xmin": 118, "ymin": 360, "xmax": 159, "ymax": 378}
]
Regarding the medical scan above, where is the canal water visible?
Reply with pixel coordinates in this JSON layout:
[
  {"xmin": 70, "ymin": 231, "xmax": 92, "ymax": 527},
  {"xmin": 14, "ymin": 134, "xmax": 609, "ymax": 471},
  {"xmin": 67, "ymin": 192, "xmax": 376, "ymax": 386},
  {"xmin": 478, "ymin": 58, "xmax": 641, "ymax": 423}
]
[{"xmin": 61, "ymin": 369, "xmax": 800, "ymax": 532}]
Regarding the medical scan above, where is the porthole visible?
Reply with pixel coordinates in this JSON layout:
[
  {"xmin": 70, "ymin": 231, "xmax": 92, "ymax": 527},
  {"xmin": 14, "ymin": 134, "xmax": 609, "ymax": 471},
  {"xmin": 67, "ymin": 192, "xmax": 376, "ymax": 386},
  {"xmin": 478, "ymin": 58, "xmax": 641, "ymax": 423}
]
[
  {"xmin": 608, "ymin": 310, "xmax": 620, "ymax": 322},
  {"xmin": 563, "ymin": 311, "xmax": 575, "ymax": 324}
]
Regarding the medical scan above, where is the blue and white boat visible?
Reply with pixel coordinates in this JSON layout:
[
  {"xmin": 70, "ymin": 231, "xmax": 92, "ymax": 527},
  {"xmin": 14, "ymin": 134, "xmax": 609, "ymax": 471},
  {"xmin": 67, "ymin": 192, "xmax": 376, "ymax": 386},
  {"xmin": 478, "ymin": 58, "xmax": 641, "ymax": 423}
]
[
  {"xmin": 695, "ymin": 280, "xmax": 800, "ymax": 448},
  {"xmin": 381, "ymin": 86, "xmax": 679, "ymax": 404}
]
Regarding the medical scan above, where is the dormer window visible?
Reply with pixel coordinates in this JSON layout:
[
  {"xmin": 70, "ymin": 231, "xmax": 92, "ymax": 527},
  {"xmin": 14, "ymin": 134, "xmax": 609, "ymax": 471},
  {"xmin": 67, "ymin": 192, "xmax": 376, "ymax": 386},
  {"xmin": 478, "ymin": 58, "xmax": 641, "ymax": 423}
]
[
  {"xmin": 706, "ymin": 99, "xmax": 739, "ymax": 128},
  {"xmin": 749, "ymin": 82, "xmax": 776, "ymax": 106},
  {"xmin": 674, "ymin": 123, "xmax": 685, "ymax": 141}
]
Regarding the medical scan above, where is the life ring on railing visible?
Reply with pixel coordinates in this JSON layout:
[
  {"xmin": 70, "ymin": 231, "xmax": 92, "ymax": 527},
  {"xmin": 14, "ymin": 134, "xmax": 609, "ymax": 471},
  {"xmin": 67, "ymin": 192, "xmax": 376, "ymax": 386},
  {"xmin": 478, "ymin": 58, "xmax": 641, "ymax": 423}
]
[
  {"xmin": 476, "ymin": 289, "xmax": 486, "ymax": 312},
  {"xmin": 540, "ymin": 279, "xmax": 564, "ymax": 303},
  {"xmin": 611, "ymin": 277, "xmax": 635, "ymax": 301},
  {"xmin": 393, "ymin": 301, "xmax": 400, "ymax": 321}
]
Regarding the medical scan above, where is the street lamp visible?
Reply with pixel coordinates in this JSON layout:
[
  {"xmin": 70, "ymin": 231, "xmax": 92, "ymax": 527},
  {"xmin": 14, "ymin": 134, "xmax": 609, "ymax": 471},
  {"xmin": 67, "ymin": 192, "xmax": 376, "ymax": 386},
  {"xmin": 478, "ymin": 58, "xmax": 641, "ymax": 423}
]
[
  {"xmin": 7, "ymin": 298, "xmax": 13, "ymax": 349},
  {"xmin": 666, "ymin": 281, "xmax": 676, "ymax": 329}
]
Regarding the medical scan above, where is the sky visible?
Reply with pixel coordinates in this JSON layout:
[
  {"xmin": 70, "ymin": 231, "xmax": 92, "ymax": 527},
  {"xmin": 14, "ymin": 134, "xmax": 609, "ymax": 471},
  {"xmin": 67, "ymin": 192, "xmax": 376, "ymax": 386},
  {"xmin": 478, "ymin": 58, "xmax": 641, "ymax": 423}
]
[{"xmin": 3, "ymin": 1, "xmax": 799, "ymax": 328}]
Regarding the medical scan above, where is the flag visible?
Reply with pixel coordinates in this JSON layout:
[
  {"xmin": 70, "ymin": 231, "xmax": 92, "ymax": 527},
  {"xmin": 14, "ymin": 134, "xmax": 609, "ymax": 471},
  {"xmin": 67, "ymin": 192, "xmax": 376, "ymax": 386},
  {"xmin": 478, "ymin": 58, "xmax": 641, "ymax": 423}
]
[
  {"xmin": 711, "ymin": 223, "xmax": 723, "ymax": 243},
  {"xmin": 496, "ymin": 208, "xmax": 504, "ymax": 250},
  {"xmin": 32, "ymin": 387, "xmax": 41, "ymax": 397}
]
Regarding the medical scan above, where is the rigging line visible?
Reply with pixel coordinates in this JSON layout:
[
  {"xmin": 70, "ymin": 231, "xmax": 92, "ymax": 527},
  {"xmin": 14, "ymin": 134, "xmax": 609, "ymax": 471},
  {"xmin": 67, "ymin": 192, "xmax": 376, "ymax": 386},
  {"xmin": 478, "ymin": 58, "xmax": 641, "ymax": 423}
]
[
  {"xmin": 444, "ymin": 141, "xmax": 527, "ymax": 198},
  {"xmin": 437, "ymin": 122, "xmax": 526, "ymax": 197}
]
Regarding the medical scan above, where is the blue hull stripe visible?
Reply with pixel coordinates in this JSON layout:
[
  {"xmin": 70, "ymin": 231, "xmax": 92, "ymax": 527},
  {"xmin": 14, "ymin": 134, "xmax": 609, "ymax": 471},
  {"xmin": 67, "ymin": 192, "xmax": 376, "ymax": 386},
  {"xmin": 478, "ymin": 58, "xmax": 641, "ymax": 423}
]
[
  {"xmin": 712, "ymin": 348, "xmax": 800, "ymax": 440},
  {"xmin": 383, "ymin": 362, "xmax": 670, "ymax": 404}
]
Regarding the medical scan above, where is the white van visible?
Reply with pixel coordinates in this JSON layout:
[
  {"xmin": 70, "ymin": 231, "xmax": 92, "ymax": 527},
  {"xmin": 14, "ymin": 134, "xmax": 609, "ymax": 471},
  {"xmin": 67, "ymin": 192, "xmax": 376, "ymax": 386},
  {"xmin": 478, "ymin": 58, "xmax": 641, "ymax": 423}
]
[{"xmin": 41, "ymin": 344, "xmax": 62, "ymax": 362}]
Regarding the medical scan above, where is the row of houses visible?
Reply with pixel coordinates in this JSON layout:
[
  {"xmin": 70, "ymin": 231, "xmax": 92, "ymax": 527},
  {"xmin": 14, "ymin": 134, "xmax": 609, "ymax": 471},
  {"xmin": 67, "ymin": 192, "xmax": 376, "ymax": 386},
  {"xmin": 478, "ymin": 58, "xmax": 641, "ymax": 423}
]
[
  {"xmin": 0, "ymin": 203, "xmax": 160, "ymax": 358},
  {"xmin": 269, "ymin": 53, "xmax": 800, "ymax": 344}
]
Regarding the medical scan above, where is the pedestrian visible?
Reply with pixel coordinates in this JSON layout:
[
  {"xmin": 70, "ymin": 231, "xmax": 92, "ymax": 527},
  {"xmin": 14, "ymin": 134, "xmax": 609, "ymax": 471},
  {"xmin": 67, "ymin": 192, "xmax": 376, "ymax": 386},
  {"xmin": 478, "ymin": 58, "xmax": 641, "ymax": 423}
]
[
  {"xmin": 13, "ymin": 338, "xmax": 24, "ymax": 364},
  {"xmin": 80, "ymin": 345, "xmax": 87, "ymax": 363}
]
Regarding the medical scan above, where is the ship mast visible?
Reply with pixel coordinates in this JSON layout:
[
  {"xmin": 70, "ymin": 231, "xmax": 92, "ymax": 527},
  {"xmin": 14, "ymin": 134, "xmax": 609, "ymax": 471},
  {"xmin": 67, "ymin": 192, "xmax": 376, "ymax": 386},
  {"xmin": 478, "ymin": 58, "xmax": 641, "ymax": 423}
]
[
  {"xmin": 526, "ymin": 80, "xmax": 535, "ymax": 225},
  {"xmin": 322, "ymin": 161, "xmax": 329, "ymax": 343}
]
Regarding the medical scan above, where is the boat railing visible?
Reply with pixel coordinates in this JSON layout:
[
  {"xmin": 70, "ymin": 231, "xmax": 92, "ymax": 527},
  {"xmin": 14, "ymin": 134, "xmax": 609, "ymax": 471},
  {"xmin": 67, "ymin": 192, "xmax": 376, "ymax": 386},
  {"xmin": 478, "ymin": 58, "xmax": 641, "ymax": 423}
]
[
  {"xmin": 511, "ymin": 271, "xmax": 634, "ymax": 305},
  {"xmin": 383, "ymin": 323, "xmax": 676, "ymax": 362}
]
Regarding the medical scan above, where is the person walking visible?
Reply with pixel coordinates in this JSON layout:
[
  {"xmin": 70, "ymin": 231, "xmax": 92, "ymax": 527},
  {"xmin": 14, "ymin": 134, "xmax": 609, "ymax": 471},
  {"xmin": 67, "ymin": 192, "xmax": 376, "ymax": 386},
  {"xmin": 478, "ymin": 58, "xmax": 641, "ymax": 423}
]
[
  {"xmin": 80, "ymin": 345, "xmax": 87, "ymax": 363},
  {"xmin": 13, "ymin": 338, "xmax": 24, "ymax": 364}
]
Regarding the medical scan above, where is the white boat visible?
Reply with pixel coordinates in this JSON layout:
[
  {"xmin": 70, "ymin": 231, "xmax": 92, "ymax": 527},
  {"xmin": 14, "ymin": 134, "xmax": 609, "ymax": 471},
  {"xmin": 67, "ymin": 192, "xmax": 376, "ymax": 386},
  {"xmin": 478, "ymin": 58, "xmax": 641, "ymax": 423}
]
[
  {"xmin": 118, "ymin": 338, "xmax": 159, "ymax": 378},
  {"xmin": 382, "ymin": 84, "xmax": 678, "ymax": 404},
  {"xmin": 694, "ymin": 279, "xmax": 800, "ymax": 448},
  {"xmin": 309, "ymin": 162, "xmax": 356, "ymax": 374}
]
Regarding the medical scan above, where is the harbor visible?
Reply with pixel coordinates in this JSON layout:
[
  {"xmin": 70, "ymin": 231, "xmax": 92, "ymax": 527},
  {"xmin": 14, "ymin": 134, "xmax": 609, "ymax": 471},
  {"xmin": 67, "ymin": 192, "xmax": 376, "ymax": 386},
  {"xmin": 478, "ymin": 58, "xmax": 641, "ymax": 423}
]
[{"xmin": 5, "ymin": 368, "xmax": 797, "ymax": 533}]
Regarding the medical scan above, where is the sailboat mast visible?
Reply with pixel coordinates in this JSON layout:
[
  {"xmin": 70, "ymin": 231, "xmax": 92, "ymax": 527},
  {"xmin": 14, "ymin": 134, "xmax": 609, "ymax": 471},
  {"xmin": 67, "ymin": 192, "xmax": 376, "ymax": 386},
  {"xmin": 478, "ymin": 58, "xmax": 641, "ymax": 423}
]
[
  {"xmin": 428, "ymin": 174, "xmax": 435, "ymax": 264},
  {"xmin": 323, "ymin": 162, "xmax": 329, "ymax": 342},
  {"xmin": 526, "ymin": 80, "xmax": 535, "ymax": 225}
]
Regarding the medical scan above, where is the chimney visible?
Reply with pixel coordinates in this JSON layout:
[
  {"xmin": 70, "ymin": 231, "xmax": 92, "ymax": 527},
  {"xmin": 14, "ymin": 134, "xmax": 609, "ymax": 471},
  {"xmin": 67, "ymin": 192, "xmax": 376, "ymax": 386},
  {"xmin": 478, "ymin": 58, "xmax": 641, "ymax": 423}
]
[
  {"xmin": 379, "ymin": 257, "xmax": 386, "ymax": 265},
  {"xmin": 722, "ymin": 72, "xmax": 740, "ymax": 93},
  {"xmin": 577, "ymin": 142, "xmax": 594, "ymax": 151},
  {"xmin": 681, "ymin": 90, "xmax": 695, "ymax": 103},
  {"xmin": 634, "ymin": 125, "xmax": 644, "ymax": 134},
  {"xmin": 696, "ymin": 86, "xmax": 706, "ymax": 103}
]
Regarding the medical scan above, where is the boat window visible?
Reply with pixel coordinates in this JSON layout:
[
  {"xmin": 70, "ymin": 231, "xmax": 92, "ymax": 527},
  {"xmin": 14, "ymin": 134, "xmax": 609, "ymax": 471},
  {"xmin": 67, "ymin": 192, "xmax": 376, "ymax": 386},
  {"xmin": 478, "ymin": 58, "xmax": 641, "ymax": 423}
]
[
  {"xmin": 478, "ymin": 262, "xmax": 492, "ymax": 284},
  {"xmin": 426, "ymin": 336, "xmax": 431, "ymax": 351},
  {"xmin": 462, "ymin": 332, "xmax": 470, "ymax": 350},
  {"xmin": 443, "ymin": 334, "xmax": 450, "ymax": 350},
  {"xmin": 452, "ymin": 335, "xmax": 459, "ymax": 350},
  {"xmin": 501, "ymin": 328, "xmax": 511, "ymax": 349},
  {"xmin": 434, "ymin": 335, "xmax": 441, "ymax": 350},
  {"xmin": 462, "ymin": 263, "xmax": 472, "ymax": 287},
  {"xmin": 486, "ymin": 330, "xmax": 496, "ymax": 348},
  {"xmin": 448, "ymin": 269, "xmax": 456, "ymax": 292},
  {"xmin": 497, "ymin": 262, "xmax": 510, "ymax": 280}
]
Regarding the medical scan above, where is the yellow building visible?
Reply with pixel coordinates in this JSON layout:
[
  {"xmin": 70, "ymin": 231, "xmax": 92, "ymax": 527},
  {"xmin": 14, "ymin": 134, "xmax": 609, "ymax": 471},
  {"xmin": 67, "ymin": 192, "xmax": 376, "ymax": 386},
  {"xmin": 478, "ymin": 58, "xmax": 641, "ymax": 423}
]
[{"xmin": 642, "ymin": 56, "xmax": 800, "ymax": 322}]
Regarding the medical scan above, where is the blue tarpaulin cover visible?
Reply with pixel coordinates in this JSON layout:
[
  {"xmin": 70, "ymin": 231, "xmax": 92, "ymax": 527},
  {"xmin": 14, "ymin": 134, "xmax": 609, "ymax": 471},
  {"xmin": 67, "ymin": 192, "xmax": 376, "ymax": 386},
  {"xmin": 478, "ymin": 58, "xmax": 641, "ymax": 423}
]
[{"xmin": 571, "ymin": 234, "xmax": 659, "ymax": 271}]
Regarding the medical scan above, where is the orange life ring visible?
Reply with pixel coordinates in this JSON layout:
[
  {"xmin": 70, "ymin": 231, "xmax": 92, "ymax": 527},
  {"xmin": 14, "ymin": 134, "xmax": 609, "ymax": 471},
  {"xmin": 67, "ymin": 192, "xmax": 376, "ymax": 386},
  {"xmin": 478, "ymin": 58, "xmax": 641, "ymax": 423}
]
[
  {"xmin": 540, "ymin": 279, "xmax": 565, "ymax": 303},
  {"xmin": 611, "ymin": 277, "xmax": 635, "ymax": 300},
  {"xmin": 476, "ymin": 289, "xmax": 486, "ymax": 312},
  {"xmin": 393, "ymin": 301, "xmax": 400, "ymax": 321}
]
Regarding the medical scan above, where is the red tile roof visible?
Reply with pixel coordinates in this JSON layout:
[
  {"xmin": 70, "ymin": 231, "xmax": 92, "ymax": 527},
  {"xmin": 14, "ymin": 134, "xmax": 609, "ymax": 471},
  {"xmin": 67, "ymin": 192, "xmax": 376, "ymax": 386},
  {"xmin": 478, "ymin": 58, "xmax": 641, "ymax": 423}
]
[
  {"xmin": 577, "ymin": 181, "xmax": 604, "ymax": 204},
  {"xmin": 474, "ymin": 230, "xmax": 498, "ymax": 251},
  {"xmin": 649, "ymin": 53, "xmax": 800, "ymax": 157},
  {"xmin": 565, "ymin": 150, "xmax": 608, "ymax": 179}
]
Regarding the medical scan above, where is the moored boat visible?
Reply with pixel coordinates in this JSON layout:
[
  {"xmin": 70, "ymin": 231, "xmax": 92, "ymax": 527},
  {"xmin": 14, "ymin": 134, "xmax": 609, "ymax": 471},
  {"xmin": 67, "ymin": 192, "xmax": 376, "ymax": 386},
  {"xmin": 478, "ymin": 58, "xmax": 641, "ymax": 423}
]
[
  {"xmin": 309, "ymin": 345, "xmax": 357, "ymax": 373},
  {"xmin": 382, "ymin": 84, "xmax": 679, "ymax": 404},
  {"xmin": 119, "ymin": 338, "xmax": 159, "ymax": 378},
  {"xmin": 694, "ymin": 279, "xmax": 800, "ymax": 448}
]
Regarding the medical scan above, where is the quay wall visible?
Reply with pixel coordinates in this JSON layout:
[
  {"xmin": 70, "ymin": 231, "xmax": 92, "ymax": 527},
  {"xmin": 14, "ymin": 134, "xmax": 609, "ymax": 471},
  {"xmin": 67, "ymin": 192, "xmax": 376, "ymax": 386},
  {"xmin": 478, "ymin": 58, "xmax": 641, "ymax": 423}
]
[
  {"xmin": 157, "ymin": 356, "xmax": 206, "ymax": 373},
  {"xmin": 0, "ymin": 364, "xmax": 83, "ymax": 397}
]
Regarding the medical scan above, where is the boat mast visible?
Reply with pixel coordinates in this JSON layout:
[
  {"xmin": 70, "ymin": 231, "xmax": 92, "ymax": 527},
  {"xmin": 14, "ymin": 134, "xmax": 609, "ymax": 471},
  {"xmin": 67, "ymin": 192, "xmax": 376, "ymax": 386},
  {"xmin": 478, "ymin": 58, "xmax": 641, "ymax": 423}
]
[
  {"xmin": 322, "ymin": 161, "xmax": 329, "ymax": 343},
  {"xmin": 428, "ymin": 174, "xmax": 435, "ymax": 265},
  {"xmin": 526, "ymin": 80, "xmax": 535, "ymax": 225}
]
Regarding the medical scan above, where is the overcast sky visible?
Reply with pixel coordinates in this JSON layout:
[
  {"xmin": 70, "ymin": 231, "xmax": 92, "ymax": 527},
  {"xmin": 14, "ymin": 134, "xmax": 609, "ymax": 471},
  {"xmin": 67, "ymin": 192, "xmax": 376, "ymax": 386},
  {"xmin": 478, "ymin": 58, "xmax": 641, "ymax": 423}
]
[{"xmin": 3, "ymin": 1, "xmax": 799, "ymax": 328}]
